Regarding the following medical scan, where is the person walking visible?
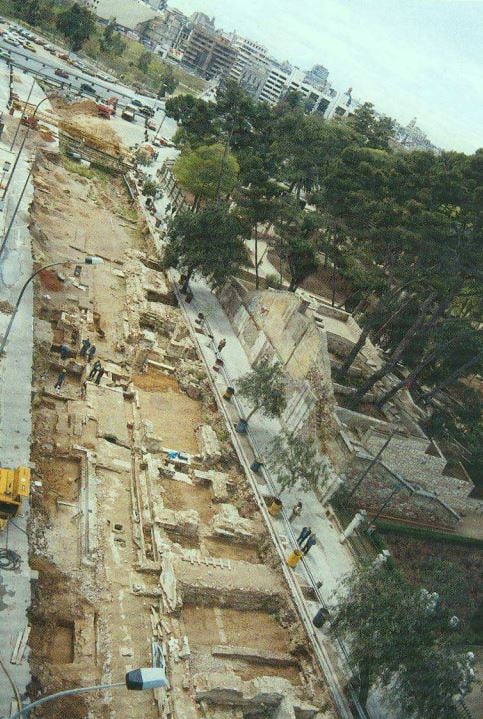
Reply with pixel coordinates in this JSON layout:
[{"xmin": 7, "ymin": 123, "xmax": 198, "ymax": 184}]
[
  {"xmin": 54, "ymin": 369, "xmax": 66, "ymax": 391},
  {"xmin": 289, "ymin": 501, "xmax": 302, "ymax": 522},
  {"xmin": 302, "ymin": 534, "xmax": 317, "ymax": 556},
  {"xmin": 297, "ymin": 526, "xmax": 311, "ymax": 546},
  {"xmin": 79, "ymin": 338, "xmax": 91, "ymax": 357},
  {"xmin": 87, "ymin": 344, "xmax": 96, "ymax": 361},
  {"xmin": 59, "ymin": 343, "xmax": 69, "ymax": 360},
  {"xmin": 88, "ymin": 360, "xmax": 101, "ymax": 380},
  {"xmin": 95, "ymin": 366, "xmax": 106, "ymax": 385},
  {"xmin": 217, "ymin": 338, "xmax": 226, "ymax": 353}
]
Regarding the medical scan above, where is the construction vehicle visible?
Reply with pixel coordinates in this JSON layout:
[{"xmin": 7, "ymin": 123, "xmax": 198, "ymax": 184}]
[
  {"xmin": 20, "ymin": 115, "xmax": 39, "ymax": 130},
  {"xmin": 0, "ymin": 466, "xmax": 30, "ymax": 530},
  {"xmin": 96, "ymin": 102, "xmax": 114, "ymax": 120},
  {"xmin": 121, "ymin": 104, "xmax": 136, "ymax": 122},
  {"xmin": 106, "ymin": 96, "xmax": 118, "ymax": 114}
]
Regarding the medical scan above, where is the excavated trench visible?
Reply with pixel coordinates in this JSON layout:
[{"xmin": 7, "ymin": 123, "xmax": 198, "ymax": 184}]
[{"xmin": 24, "ymin": 139, "xmax": 332, "ymax": 719}]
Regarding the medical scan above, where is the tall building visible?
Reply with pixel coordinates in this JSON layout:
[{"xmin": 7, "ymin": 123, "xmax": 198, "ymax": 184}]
[
  {"xmin": 228, "ymin": 34, "xmax": 269, "ymax": 84},
  {"xmin": 143, "ymin": 0, "xmax": 167, "ymax": 10},
  {"xmin": 142, "ymin": 7, "xmax": 189, "ymax": 56},
  {"xmin": 304, "ymin": 64, "xmax": 329, "ymax": 89},
  {"xmin": 256, "ymin": 61, "xmax": 293, "ymax": 104},
  {"xmin": 189, "ymin": 12, "xmax": 215, "ymax": 29},
  {"xmin": 253, "ymin": 63, "xmax": 337, "ymax": 117},
  {"xmin": 182, "ymin": 24, "xmax": 238, "ymax": 80}
]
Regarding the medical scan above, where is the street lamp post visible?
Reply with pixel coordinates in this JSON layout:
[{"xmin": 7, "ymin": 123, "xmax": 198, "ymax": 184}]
[
  {"xmin": 9, "ymin": 77, "xmax": 36, "ymax": 152},
  {"xmin": 0, "ymin": 257, "xmax": 103, "ymax": 357},
  {"xmin": 153, "ymin": 112, "xmax": 166, "ymax": 141},
  {"xmin": 2, "ymin": 95, "xmax": 53, "ymax": 201},
  {"xmin": 9, "ymin": 667, "xmax": 168, "ymax": 718},
  {"xmin": 349, "ymin": 430, "xmax": 397, "ymax": 497}
]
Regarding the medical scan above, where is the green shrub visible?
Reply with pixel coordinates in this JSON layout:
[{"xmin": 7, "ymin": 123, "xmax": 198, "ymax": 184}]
[{"xmin": 375, "ymin": 519, "xmax": 483, "ymax": 549}]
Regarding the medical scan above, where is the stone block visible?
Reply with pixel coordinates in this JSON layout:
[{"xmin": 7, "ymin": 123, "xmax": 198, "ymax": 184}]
[
  {"xmin": 210, "ymin": 504, "xmax": 257, "ymax": 542},
  {"xmin": 144, "ymin": 433, "xmax": 164, "ymax": 454},
  {"xmin": 155, "ymin": 508, "xmax": 199, "ymax": 537},
  {"xmin": 194, "ymin": 469, "xmax": 231, "ymax": 502},
  {"xmin": 195, "ymin": 424, "xmax": 221, "ymax": 465}
]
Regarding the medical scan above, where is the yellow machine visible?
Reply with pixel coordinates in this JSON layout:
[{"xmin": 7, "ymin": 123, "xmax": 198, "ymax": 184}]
[{"xmin": 0, "ymin": 467, "xmax": 30, "ymax": 531}]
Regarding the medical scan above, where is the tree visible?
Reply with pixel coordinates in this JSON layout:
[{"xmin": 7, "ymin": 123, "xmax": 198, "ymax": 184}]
[
  {"xmin": 237, "ymin": 360, "xmax": 287, "ymax": 422},
  {"xmin": 235, "ymin": 179, "xmax": 282, "ymax": 288},
  {"xmin": 158, "ymin": 64, "xmax": 177, "ymax": 98},
  {"xmin": 137, "ymin": 50, "xmax": 152, "ymax": 73},
  {"xmin": 100, "ymin": 18, "xmax": 126, "ymax": 55},
  {"xmin": 266, "ymin": 430, "xmax": 329, "ymax": 495},
  {"xmin": 142, "ymin": 178, "xmax": 158, "ymax": 197},
  {"xmin": 173, "ymin": 144, "xmax": 239, "ymax": 210},
  {"xmin": 330, "ymin": 564, "xmax": 473, "ymax": 715},
  {"xmin": 56, "ymin": 3, "xmax": 96, "ymax": 51},
  {"xmin": 165, "ymin": 95, "xmax": 218, "ymax": 147},
  {"xmin": 282, "ymin": 235, "xmax": 319, "ymax": 292},
  {"xmin": 274, "ymin": 202, "xmax": 320, "ymax": 291},
  {"xmin": 347, "ymin": 102, "xmax": 395, "ymax": 150},
  {"xmin": 163, "ymin": 203, "xmax": 247, "ymax": 289}
]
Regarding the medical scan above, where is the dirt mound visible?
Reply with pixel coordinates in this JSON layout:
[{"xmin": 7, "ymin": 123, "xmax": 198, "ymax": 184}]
[
  {"xmin": 39, "ymin": 269, "xmax": 64, "ymax": 292},
  {"xmin": 53, "ymin": 98, "xmax": 123, "ymax": 156},
  {"xmin": 0, "ymin": 300, "xmax": 13, "ymax": 314},
  {"xmin": 53, "ymin": 98, "xmax": 99, "ymax": 118}
]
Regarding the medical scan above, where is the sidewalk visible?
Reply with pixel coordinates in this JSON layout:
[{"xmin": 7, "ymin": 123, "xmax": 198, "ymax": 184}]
[
  {"xmin": 182, "ymin": 280, "xmax": 357, "ymax": 602},
  {"xmin": 0, "ymin": 63, "xmax": 53, "ymax": 716}
]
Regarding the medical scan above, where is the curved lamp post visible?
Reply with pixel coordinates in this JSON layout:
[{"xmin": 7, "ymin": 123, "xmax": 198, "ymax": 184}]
[
  {"xmin": 9, "ymin": 667, "xmax": 168, "ymax": 718},
  {"xmin": 2, "ymin": 95, "xmax": 54, "ymax": 203},
  {"xmin": 0, "ymin": 257, "xmax": 103, "ymax": 357}
]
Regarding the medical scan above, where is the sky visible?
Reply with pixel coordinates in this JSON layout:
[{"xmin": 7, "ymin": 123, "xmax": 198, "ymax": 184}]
[{"xmin": 170, "ymin": 0, "xmax": 483, "ymax": 153}]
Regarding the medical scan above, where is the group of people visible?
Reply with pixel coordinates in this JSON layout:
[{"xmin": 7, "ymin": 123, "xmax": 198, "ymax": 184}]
[
  {"xmin": 288, "ymin": 502, "xmax": 317, "ymax": 555},
  {"xmin": 54, "ymin": 337, "xmax": 105, "ymax": 391},
  {"xmin": 297, "ymin": 526, "xmax": 317, "ymax": 555}
]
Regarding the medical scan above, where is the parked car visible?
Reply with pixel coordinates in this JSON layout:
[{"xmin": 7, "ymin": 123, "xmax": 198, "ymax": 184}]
[
  {"xmin": 55, "ymin": 68, "xmax": 69, "ymax": 79},
  {"xmin": 24, "ymin": 42, "xmax": 36, "ymax": 52},
  {"xmin": 80, "ymin": 82, "xmax": 96, "ymax": 95},
  {"xmin": 4, "ymin": 37, "xmax": 19, "ymax": 47}
]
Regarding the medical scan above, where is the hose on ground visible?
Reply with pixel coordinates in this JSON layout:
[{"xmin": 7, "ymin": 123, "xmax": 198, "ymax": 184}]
[{"xmin": 0, "ymin": 547, "xmax": 21, "ymax": 571}]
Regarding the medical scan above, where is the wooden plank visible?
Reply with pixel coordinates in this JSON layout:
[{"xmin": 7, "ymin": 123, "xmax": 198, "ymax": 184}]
[
  {"xmin": 10, "ymin": 631, "xmax": 22, "ymax": 664},
  {"xmin": 14, "ymin": 626, "xmax": 31, "ymax": 664}
]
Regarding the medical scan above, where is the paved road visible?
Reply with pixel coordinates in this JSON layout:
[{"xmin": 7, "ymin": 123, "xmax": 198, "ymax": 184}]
[{"xmin": 0, "ymin": 21, "xmax": 164, "ymax": 113}]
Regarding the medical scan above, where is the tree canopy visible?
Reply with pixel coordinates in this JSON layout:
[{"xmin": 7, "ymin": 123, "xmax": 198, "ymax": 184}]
[
  {"xmin": 163, "ymin": 203, "xmax": 247, "ymax": 288},
  {"xmin": 173, "ymin": 144, "xmax": 239, "ymax": 209},
  {"xmin": 237, "ymin": 360, "xmax": 287, "ymax": 422},
  {"xmin": 266, "ymin": 430, "xmax": 329, "ymax": 495},
  {"xmin": 330, "ymin": 564, "xmax": 475, "ymax": 716},
  {"xmin": 56, "ymin": 2, "xmax": 96, "ymax": 51}
]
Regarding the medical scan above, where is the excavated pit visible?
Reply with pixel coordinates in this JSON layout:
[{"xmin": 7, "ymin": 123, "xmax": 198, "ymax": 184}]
[{"xmin": 24, "ymin": 144, "xmax": 333, "ymax": 719}]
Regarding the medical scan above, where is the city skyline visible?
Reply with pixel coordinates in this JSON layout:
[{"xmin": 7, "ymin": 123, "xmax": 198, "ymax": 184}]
[{"xmin": 171, "ymin": 0, "xmax": 483, "ymax": 154}]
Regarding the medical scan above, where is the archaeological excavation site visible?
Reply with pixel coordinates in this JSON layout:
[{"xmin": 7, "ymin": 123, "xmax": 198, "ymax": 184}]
[{"xmin": 23, "ymin": 142, "xmax": 335, "ymax": 719}]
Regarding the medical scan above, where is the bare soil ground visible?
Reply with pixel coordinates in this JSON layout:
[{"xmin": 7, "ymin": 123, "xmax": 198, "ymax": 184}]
[
  {"xmin": 267, "ymin": 248, "xmax": 352, "ymax": 304},
  {"xmin": 134, "ymin": 372, "xmax": 203, "ymax": 453}
]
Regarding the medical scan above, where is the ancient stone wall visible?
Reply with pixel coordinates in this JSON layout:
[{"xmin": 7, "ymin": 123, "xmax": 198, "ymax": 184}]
[
  {"xmin": 343, "ymin": 456, "xmax": 461, "ymax": 529},
  {"xmin": 218, "ymin": 280, "xmax": 336, "ymax": 441}
]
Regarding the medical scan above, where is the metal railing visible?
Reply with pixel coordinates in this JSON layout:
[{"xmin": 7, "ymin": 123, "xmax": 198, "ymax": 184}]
[{"xmin": 176, "ymin": 297, "xmax": 370, "ymax": 719}]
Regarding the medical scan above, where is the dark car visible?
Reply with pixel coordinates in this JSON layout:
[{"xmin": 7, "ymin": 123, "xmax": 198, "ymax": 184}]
[
  {"xmin": 131, "ymin": 98, "xmax": 143, "ymax": 108},
  {"xmin": 55, "ymin": 68, "xmax": 69, "ymax": 79},
  {"xmin": 80, "ymin": 82, "xmax": 96, "ymax": 95}
]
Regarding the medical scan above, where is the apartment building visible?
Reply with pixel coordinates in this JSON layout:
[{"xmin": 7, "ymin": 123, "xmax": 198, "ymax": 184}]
[
  {"xmin": 304, "ymin": 64, "xmax": 329, "ymax": 89},
  {"xmin": 228, "ymin": 34, "xmax": 270, "ymax": 84},
  {"xmin": 182, "ymin": 24, "xmax": 238, "ymax": 80}
]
